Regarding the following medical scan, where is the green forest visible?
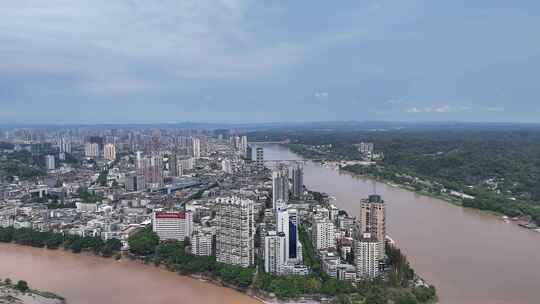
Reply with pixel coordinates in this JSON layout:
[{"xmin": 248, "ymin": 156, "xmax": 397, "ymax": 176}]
[{"xmin": 0, "ymin": 226, "xmax": 122, "ymax": 257}]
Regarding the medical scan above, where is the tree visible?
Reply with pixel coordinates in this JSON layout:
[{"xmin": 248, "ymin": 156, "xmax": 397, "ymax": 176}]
[
  {"xmin": 397, "ymin": 293, "xmax": 418, "ymax": 304},
  {"xmin": 45, "ymin": 233, "xmax": 64, "ymax": 249},
  {"xmin": 69, "ymin": 239, "xmax": 83, "ymax": 253},
  {"xmin": 413, "ymin": 285, "xmax": 437, "ymax": 303},
  {"xmin": 15, "ymin": 280, "xmax": 29, "ymax": 292},
  {"xmin": 0, "ymin": 227, "xmax": 14, "ymax": 242},
  {"xmin": 128, "ymin": 228, "xmax": 159, "ymax": 256},
  {"xmin": 101, "ymin": 238, "xmax": 122, "ymax": 257}
]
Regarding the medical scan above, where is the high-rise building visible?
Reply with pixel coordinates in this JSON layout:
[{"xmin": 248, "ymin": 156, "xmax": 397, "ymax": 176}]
[
  {"xmin": 264, "ymin": 231, "xmax": 287, "ymax": 274},
  {"xmin": 312, "ymin": 217, "xmax": 336, "ymax": 250},
  {"xmin": 222, "ymin": 159, "xmax": 233, "ymax": 174},
  {"xmin": 169, "ymin": 154, "xmax": 179, "ymax": 177},
  {"xmin": 246, "ymin": 146, "xmax": 253, "ymax": 161},
  {"xmin": 276, "ymin": 207, "xmax": 302, "ymax": 262},
  {"xmin": 234, "ymin": 136, "xmax": 241, "ymax": 150},
  {"xmin": 179, "ymin": 157, "xmax": 195, "ymax": 171},
  {"xmin": 149, "ymin": 155, "xmax": 163, "ymax": 186},
  {"xmin": 45, "ymin": 155, "xmax": 55, "ymax": 170},
  {"xmin": 152, "ymin": 211, "xmax": 193, "ymax": 242},
  {"xmin": 136, "ymin": 151, "xmax": 144, "ymax": 169},
  {"xmin": 125, "ymin": 173, "xmax": 136, "ymax": 191},
  {"xmin": 192, "ymin": 138, "xmax": 201, "ymax": 159},
  {"xmin": 291, "ymin": 164, "xmax": 304, "ymax": 199},
  {"xmin": 199, "ymin": 136, "xmax": 208, "ymax": 157},
  {"xmin": 125, "ymin": 173, "xmax": 146, "ymax": 191},
  {"xmin": 256, "ymin": 147, "xmax": 264, "ymax": 169},
  {"xmin": 85, "ymin": 143, "xmax": 99, "ymax": 158},
  {"xmin": 272, "ymin": 167, "xmax": 289, "ymax": 210},
  {"xmin": 103, "ymin": 143, "xmax": 116, "ymax": 161},
  {"xmin": 59, "ymin": 137, "xmax": 71, "ymax": 154},
  {"xmin": 358, "ymin": 194, "xmax": 386, "ymax": 259},
  {"xmin": 177, "ymin": 136, "xmax": 192, "ymax": 148},
  {"xmin": 215, "ymin": 197, "xmax": 255, "ymax": 267},
  {"xmin": 88, "ymin": 136, "xmax": 104, "ymax": 147},
  {"xmin": 137, "ymin": 154, "xmax": 163, "ymax": 187},
  {"xmin": 240, "ymin": 135, "xmax": 248, "ymax": 157},
  {"xmin": 191, "ymin": 230, "xmax": 213, "ymax": 256},
  {"xmin": 354, "ymin": 232, "xmax": 382, "ymax": 280}
]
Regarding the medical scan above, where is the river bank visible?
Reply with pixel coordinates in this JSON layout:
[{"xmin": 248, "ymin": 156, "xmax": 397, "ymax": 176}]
[
  {"xmin": 286, "ymin": 143, "xmax": 539, "ymax": 232},
  {"xmin": 0, "ymin": 283, "xmax": 65, "ymax": 304},
  {"xmin": 0, "ymin": 204, "xmax": 434, "ymax": 304},
  {"xmin": 337, "ymin": 165, "xmax": 540, "ymax": 232}
]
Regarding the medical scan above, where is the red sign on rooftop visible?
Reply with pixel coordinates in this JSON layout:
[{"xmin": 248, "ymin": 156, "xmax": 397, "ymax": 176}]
[{"xmin": 155, "ymin": 211, "xmax": 185, "ymax": 219}]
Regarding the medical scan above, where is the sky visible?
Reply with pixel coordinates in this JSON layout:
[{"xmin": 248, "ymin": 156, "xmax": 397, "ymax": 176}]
[{"xmin": 1, "ymin": 0, "xmax": 540, "ymax": 124}]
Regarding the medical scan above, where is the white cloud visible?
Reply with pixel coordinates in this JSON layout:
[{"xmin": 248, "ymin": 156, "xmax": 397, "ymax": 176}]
[
  {"xmin": 405, "ymin": 105, "xmax": 471, "ymax": 114},
  {"xmin": 0, "ymin": 0, "xmax": 306, "ymax": 90},
  {"xmin": 487, "ymin": 107, "xmax": 505, "ymax": 112},
  {"xmin": 314, "ymin": 91, "xmax": 329, "ymax": 99},
  {"xmin": 405, "ymin": 107, "xmax": 422, "ymax": 113},
  {"xmin": 434, "ymin": 105, "xmax": 451, "ymax": 113}
]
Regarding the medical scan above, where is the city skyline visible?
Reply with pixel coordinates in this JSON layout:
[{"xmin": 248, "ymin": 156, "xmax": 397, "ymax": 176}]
[{"xmin": 2, "ymin": 1, "xmax": 540, "ymax": 123}]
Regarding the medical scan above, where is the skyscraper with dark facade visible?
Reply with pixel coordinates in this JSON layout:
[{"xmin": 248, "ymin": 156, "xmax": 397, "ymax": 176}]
[{"xmin": 291, "ymin": 163, "xmax": 303, "ymax": 199}]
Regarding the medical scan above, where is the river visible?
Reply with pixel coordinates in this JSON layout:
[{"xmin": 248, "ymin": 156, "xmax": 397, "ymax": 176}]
[
  {"xmin": 0, "ymin": 244, "xmax": 259, "ymax": 304},
  {"xmin": 262, "ymin": 144, "xmax": 540, "ymax": 304}
]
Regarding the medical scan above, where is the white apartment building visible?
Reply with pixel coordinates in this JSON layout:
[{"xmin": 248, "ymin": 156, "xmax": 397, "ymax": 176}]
[
  {"xmin": 192, "ymin": 138, "xmax": 201, "ymax": 159},
  {"xmin": 215, "ymin": 196, "xmax": 255, "ymax": 267},
  {"xmin": 191, "ymin": 231, "xmax": 213, "ymax": 256},
  {"xmin": 354, "ymin": 233, "xmax": 382, "ymax": 280},
  {"xmin": 60, "ymin": 137, "xmax": 71, "ymax": 153},
  {"xmin": 312, "ymin": 217, "xmax": 336, "ymax": 250},
  {"xmin": 45, "ymin": 155, "xmax": 55, "ymax": 170},
  {"xmin": 85, "ymin": 143, "xmax": 99, "ymax": 158},
  {"xmin": 152, "ymin": 211, "xmax": 193, "ymax": 242},
  {"xmin": 179, "ymin": 157, "xmax": 195, "ymax": 171},
  {"xmin": 221, "ymin": 159, "xmax": 233, "ymax": 174},
  {"xmin": 359, "ymin": 195, "xmax": 386, "ymax": 259},
  {"xmin": 264, "ymin": 231, "xmax": 286, "ymax": 274},
  {"xmin": 103, "ymin": 143, "xmax": 116, "ymax": 161}
]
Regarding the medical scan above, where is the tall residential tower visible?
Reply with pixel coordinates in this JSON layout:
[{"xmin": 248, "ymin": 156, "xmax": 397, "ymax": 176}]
[
  {"xmin": 291, "ymin": 163, "xmax": 304, "ymax": 199},
  {"xmin": 215, "ymin": 197, "xmax": 255, "ymax": 267},
  {"xmin": 358, "ymin": 194, "xmax": 386, "ymax": 260}
]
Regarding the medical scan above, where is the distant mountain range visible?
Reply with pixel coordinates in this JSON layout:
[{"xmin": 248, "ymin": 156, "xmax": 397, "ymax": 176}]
[{"xmin": 2, "ymin": 121, "xmax": 540, "ymax": 131}]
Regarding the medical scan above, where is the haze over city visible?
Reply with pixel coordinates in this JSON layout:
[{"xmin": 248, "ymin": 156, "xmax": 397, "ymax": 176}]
[{"xmin": 2, "ymin": 0, "xmax": 540, "ymax": 124}]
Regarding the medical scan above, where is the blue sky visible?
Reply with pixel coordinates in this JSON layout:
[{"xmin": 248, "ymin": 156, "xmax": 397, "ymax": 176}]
[{"xmin": 1, "ymin": 0, "xmax": 539, "ymax": 124}]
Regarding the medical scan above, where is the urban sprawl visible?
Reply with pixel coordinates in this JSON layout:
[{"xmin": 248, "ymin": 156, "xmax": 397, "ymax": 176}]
[{"xmin": 0, "ymin": 128, "xmax": 398, "ymax": 288}]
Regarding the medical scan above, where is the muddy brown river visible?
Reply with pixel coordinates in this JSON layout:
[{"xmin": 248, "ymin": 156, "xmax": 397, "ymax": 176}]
[{"xmin": 0, "ymin": 244, "xmax": 260, "ymax": 304}]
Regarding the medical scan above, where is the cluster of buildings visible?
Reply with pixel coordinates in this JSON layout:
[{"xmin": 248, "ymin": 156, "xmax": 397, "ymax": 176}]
[
  {"xmin": 0, "ymin": 127, "xmax": 390, "ymax": 285},
  {"xmin": 355, "ymin": 142, "xmax": 384, "ymax": 161}
]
